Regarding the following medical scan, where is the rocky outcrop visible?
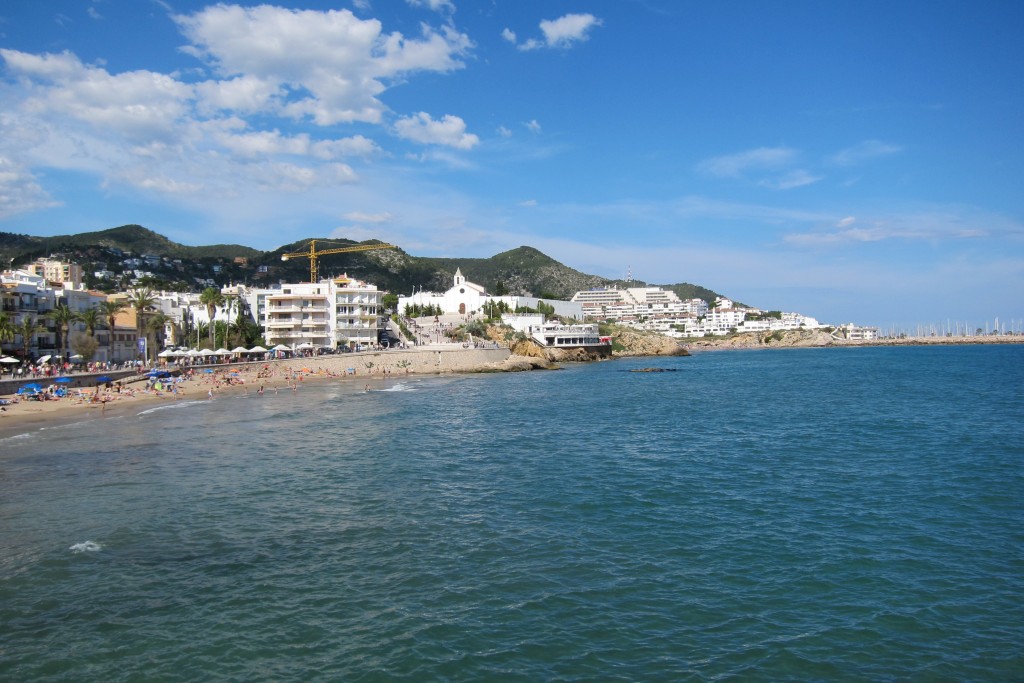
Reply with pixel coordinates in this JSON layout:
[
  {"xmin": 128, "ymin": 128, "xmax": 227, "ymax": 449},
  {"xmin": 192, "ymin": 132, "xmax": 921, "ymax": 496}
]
[
  {"xmin": 609, "ymin": 327, "xmax": 690, "ymax": 357},
  {"xmin": 685, "ymin": 329, "xmax": 837, "ymax": 350}
]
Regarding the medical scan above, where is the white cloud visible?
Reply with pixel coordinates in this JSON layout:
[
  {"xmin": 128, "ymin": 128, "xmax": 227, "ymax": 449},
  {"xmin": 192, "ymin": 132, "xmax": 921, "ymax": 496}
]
[
  {"xmin": 513, "ymin": 13, "xmax": 602, "ymax": 51},
  {"xmin": 497, "ymin": 125, "xmax": 512, "ymax": 138},
  {"xmin": 783, "ymin": 206, "xmax": 1022, "ymax": 246},
  {"xmin": 174, "ymin": 5, "xmax": 472, "ymax": 125},
  {"xmin": 2, "ymin": 49, "xmax": 192, "ymax": 141},
  {"xmin": 830, "ymin": 139, "xmax": 903, "ymax": 166},
  {"xmin": 698, "ymin": 146, "xmax": 796, "ymax": 178},
  {"xmin": 194, "ymin": 75, "xmax": 281, "ymax": 115},
  {"xmin": 406, "ymin": 0, "xmax": 455, "ymax": 13},
  {"xmin": 525, "ymin": 119, "xmax": 541, "ymax": 133},
  {"xmin": 0, "ymin": 156, "xmax": 61, "ymax": 218},
  {"xmin": 343, "ymin": 210, "xmax": 393, "ymax": 223},
  {"xmin": 394, "ymin": 112, "xmax": 479, "ymax": 149},
  {"xmin": 759, "ymin": 169, "xmax": 821, "ymax": 190},
  {"xmin": 698, "ymin": 146, "xmax": 821, "ymax": 190}
]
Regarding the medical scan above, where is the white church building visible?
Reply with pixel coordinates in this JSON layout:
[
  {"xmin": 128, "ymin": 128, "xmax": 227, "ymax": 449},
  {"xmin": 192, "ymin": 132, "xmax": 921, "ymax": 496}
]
[{"xmin": 397, "ymin": 268, "xmax": 583, "ymax": 319}]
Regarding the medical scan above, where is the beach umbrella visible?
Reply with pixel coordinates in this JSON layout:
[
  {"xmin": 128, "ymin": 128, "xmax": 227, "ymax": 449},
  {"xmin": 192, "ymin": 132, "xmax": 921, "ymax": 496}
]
[
  {"xmin": 248, "ymin": 345, "xmax": 268, "ymax": 353},
  {"xmin": 20, "ymin": 383, "xmax": 42, "ymax": 392},
  {"xmin": 37, "ymin": 355, "xmax": 51, "ymax": 364},
  {"xmin": 157, "ymin": 349, "xmax": 176, "ymax": 358},
  {"xmin": 0, "ymin": 356, "xmax": 19, "ymax": 363},
  {"xmin": 230, "ymin": 346, "xmax": 249, "ymax": 353},
  {"xmin": 215, "ymin": 348, "xmax": 230, "ymax": 355}
]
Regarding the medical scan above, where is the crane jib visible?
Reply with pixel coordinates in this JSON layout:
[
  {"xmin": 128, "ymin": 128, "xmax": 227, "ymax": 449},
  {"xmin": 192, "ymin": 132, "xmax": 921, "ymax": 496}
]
[{"xmin": 280, "ymin": 240, "xmax": 397, "ymax": 282}]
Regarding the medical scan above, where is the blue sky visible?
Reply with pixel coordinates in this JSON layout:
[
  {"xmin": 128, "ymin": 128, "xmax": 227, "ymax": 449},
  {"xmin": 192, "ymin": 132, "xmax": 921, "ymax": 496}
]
[{"xmin": 1, "ymin": 0, "xmax": 1021, "ymax": 329}]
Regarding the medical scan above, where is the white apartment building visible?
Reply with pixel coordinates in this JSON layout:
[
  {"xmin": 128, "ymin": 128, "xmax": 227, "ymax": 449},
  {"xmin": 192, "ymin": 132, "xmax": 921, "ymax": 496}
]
[
  {"xmin": 0, "ymin": 268, "xmax": 130, "ymax": 361},
  {"xmin": 248, "ymin": 275, "xmax": 383, "ymax": 350},
  {"xmin": 571, "ymin": 286, "xmax": 708, "ymax": 320}
]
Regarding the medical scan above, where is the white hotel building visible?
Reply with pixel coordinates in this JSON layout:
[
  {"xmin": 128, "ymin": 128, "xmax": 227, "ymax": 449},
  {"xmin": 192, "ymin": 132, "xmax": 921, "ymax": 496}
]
[{"xmin": 244, "ymin": 275, "xmax": 384, "ymax": 350}]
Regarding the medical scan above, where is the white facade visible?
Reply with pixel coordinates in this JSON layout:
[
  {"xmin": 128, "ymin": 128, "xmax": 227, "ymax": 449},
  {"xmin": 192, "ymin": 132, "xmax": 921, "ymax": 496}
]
[
  {"xmin": 572, "ymin": 286, "xmax": 708, "ymax": 320},
  {"xmin": 501, "ymin": 314, "xmax": 607, "ymax": 348},
  {"xmin": 399, "ymin": 269, "xmax": 584, "ymax": 320},
  {"xmin": 249, "ymin": 275, "xmax": 383, "ymax": 350}
]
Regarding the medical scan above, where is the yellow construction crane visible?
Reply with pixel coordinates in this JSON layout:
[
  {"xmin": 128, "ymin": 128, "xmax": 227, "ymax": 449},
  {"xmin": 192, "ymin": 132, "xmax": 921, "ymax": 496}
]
[{"xmin": 281, "ymin": 240, "xmax": 397, "ymax": 282}]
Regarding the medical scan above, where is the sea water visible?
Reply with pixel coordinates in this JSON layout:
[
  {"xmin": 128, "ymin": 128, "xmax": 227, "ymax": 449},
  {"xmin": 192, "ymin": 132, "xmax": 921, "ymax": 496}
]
[{"xmin": 1, "ymin": 345, "xmax": 1021, "ymax": 681}]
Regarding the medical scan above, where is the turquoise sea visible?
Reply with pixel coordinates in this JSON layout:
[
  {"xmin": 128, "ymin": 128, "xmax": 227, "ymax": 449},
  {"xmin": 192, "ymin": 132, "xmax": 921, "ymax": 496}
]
[{"xmin": 1, "ymin": 345, "xmax": 1022, "ymax": 681}]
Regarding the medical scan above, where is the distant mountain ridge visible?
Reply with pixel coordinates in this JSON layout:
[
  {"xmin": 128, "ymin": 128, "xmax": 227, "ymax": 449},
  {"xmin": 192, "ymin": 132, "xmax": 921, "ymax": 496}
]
[{"xmin": 0, "ymin": 224, "xmax": 728, "ymax": 304}]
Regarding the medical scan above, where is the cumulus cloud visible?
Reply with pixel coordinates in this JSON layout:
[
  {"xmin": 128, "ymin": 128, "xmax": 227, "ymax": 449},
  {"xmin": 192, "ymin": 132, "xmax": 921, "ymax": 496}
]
[
  {"xmin": 525, "ymin": 119, "xmax": 541, "ymax": 133},
  {"xmin": 2, "ymin": 49, "xmax": 191, "ymax": 141},
  {"xmin": 0, "ymin": 4, "xmax": 478, "ymax": 212},
  {"xmin": 511, "ymin": 13, "xmax": 602, "ymax": 51},
  {"xmin": 174, "ymin": 5, "xmax": 472, "ymax": 125},
  {"xmin": 394, "ymin": 112, "xmax": 479, "ymax": 149}
]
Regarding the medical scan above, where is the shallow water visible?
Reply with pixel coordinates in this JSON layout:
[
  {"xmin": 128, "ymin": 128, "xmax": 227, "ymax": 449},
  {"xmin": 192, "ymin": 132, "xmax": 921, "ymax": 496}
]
[{"xmin": 1, "ymin": 345, "xmax": 1022, "ymax": 681}]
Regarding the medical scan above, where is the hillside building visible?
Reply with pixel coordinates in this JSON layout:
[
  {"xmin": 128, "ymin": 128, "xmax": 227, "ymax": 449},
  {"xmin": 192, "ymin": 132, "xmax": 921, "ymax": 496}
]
[{"xmin": 398, "ymin": 269, "xmax": 583, "ymax": 319}]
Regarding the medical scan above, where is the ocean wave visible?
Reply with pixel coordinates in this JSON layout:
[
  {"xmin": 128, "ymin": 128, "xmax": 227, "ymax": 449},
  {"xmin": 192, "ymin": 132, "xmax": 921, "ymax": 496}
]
[
  {"xmin": 378, "ymin": 383, "xmax": 415, "ymax": 392},
  {"xmin": 137, "ymin": 400, "xmax": 206, "ymax": 416}
]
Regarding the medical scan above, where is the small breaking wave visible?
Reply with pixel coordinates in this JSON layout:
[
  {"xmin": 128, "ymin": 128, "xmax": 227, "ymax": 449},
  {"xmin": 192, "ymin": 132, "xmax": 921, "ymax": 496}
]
[
  {"xmin": 137, "ymin": 400, "xmax": 205, "ymax": 416},
  {"xmin": 378, "ymin": 383, "xmax": 415, "ymax": 392},
  {"xmin": 69, "ymin": 541, "xmax": 102, "ymax": 554}
]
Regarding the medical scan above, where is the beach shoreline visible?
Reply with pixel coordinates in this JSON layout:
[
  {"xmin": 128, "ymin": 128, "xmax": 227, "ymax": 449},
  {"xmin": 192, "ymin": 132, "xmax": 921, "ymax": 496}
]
[
  {"xmin": 4, "ymin": 336, "xmax": 1022, "ymax": 440},
  {"xmin": 0, "ymin": 346, "xmax": 518, "ymax": 441}
]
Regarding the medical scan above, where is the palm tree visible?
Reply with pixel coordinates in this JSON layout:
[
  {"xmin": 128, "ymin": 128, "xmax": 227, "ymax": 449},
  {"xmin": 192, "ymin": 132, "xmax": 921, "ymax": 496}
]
[
  {"xmin": 98, "ymin": 299, "xmax": 128, "ymax": 362},
  {"xmin": 146, "ymin": 311, "xmax": 170, "ymax": 358},
  {"xmin": 0, "ymin": 312, "xmax": 15, "ymax": 353},
  {"xmin": 221, "ymin": 293, "xmax": 239, "ymax": 345},
  {"xmin": 126, "ymin": 288, "xmax": 157, "ymax": 363},
  {"xmin": 199, "ymin": 287, "xmax": 224, "ymax": 348},
  {"xmin": 45, "ymin": 304, "xmax": 80, "ymax": 362},
  {"xmin": 17, "ymin": 316, "xmax": 44, "ymax": 360}
]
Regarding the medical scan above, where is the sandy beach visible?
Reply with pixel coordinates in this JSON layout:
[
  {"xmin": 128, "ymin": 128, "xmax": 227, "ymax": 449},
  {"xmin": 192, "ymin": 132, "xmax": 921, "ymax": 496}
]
[{"xmin": 0, "ymin": 346, "xmax": 521, "ymax": 440}]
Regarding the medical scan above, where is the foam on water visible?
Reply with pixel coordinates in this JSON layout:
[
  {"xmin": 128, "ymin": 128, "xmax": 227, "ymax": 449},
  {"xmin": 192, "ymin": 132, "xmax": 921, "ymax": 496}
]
[
  {"xmin": 136, "ymin": 400, "xmax": 206, "ymax": 416},
  {"xmin": 376, "ymin": 382, "xmax": 414, "ymax": 392},
  {"xmin": 69, "ymin": 540, "xmax": 102, "ymax": 553}
]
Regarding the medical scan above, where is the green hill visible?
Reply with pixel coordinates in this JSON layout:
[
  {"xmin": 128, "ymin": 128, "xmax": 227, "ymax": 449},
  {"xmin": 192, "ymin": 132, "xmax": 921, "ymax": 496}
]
[{"xmin": 0, "ymin": 226, "xmax": 729, "ymax": 305}]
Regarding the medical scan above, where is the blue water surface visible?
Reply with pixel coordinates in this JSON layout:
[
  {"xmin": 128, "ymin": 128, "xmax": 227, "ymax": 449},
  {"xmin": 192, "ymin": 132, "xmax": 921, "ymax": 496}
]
[{"xmin": 1, "ymin": 345, "xmax": 1022, "ymax": 681}]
